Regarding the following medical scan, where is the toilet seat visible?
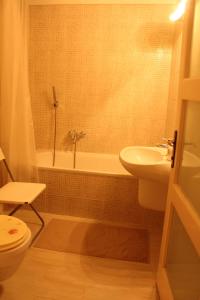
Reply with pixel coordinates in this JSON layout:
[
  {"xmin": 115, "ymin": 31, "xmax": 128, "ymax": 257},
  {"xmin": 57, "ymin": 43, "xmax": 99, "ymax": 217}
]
[{"xmin": 0, "ymin": 215, "xmax": 30, "ymax": 252}]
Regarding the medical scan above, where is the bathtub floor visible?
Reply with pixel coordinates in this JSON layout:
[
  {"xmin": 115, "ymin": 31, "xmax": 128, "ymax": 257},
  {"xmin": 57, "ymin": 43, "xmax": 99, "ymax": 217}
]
[{"xmin": 0, "ymin": 211, "xmax": 161, "ymax": 300}]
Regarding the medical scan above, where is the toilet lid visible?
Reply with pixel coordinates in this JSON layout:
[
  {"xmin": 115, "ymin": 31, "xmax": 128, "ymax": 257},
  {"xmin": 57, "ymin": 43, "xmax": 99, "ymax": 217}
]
[{"xmin": 0, "ymin": 215, "xmax": 29, "ymax": 251}]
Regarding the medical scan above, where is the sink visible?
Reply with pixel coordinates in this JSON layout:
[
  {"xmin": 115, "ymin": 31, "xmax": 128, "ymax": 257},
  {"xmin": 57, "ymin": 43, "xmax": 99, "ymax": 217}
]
[
  {"xmin": 119, "ymin": 146, "xmax": 171, "ymax": 184},
  {"xmin": 119, "ymin": 147, "xmax": 200, "ymax": 211},
  {"xmin": 119, "ymin": 146, "xmax": 171, "ymax": 211}
]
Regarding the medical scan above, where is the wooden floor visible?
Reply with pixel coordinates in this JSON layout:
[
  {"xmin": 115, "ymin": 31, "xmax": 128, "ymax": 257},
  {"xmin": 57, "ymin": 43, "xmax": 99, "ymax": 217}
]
[
  {"xmin": 0, "ymin": 248, "xmax": 159, "ymax": 300},
  {"xmin": 0, "ymin": 212, "xmax": 161, "ymax": 300}
]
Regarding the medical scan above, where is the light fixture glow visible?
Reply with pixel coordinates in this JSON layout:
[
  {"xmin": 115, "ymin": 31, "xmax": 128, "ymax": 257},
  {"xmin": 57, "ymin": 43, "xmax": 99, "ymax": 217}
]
[{"xmin": 169, "ymin": 0, "xmax": 187, "ymax": 22}]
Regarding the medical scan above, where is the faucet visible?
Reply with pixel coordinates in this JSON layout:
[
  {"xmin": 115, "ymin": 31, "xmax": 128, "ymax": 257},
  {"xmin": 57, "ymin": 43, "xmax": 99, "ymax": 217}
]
[
  {"xmin": 156, "ymin": 138, "xmax": 174, "ymax": 160},
  {"xmin": 67, "ymin": 130, "xmax": 86, "ymax": 168},
  {"xmin": 68, "ymin": 130, "xmax": 86, "ymax": 144}
]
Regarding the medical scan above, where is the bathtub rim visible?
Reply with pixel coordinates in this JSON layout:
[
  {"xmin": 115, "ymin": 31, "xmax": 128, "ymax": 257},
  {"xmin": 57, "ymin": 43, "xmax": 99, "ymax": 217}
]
[
  {"xmin": 38, "ymin": 165, "xmax": 136, "ymax": 179},
  {"xmin": 37, "ymin": 150, "xmax": 136, "ymax": 179}
]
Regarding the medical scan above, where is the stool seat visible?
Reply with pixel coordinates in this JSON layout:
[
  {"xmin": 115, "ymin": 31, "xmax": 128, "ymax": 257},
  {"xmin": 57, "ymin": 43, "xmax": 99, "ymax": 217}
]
[{"xmin": 0, "ymin": 182, "xmax": 46, "ymax": 204}]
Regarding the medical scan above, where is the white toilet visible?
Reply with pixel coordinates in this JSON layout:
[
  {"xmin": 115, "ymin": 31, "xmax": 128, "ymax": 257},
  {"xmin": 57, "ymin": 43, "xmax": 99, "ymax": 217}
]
[{"xmin": 0, "ymin": 215, "xmax": 32, "ymax": 281}]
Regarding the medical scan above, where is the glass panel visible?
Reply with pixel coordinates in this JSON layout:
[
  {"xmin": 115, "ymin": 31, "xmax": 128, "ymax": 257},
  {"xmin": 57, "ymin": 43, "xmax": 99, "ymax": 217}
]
[
  {"xmin": 166, "ymin": 210, "xmax": 200, "ymax": 300},
  {"xmin": 190, "ymin": 0, "xmax": 200, "ymax": 77},
  {"xmin": 179, "ymin": 101, "xmax": 200, "ymax": 216}
]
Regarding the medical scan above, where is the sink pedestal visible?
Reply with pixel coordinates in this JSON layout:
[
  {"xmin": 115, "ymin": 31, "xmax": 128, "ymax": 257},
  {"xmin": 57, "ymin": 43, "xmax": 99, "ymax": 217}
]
[{"xmin": 138, "ymin": 179, "xmax": 168, "ymax": 211}]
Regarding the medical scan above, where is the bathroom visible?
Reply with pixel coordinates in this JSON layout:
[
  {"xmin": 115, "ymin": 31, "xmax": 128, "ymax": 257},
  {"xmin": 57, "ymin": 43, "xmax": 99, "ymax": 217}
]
[{"xmin": 0, "ymin": 0, "xmax": 200, "ymax": 299}]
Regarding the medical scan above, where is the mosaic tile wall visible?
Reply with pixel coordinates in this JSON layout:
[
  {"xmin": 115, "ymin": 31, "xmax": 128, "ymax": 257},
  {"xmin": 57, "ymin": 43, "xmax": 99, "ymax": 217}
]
[
  {"xmin": 35, "ymin": 168, "xmax": 164, "ymax": 229},
  {"xmin": 165, "ymin": 22, "xmax": 182, "ymax": 138},
  {"xmin": 29, "ymin": 4, "xmax": 175, "ymax": 154}
]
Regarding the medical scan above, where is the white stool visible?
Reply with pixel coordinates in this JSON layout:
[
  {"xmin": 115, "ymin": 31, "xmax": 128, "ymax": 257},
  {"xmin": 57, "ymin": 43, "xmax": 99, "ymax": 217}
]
[{"xmin": 0, "ymin": 147, "xmax": 46, "ymax": 244}]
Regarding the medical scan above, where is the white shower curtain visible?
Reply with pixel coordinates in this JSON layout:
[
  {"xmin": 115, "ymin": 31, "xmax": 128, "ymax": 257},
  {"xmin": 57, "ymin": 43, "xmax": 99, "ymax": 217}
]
[{"xmin": 0, "ymin": 0, "xmax": 37, "ymax": 181}]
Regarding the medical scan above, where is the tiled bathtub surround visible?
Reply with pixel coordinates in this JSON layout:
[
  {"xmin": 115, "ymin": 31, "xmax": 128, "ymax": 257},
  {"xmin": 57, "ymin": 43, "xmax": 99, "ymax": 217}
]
[
  {"xmin": 35, "ymin": 168, "xmax": 163, "ymax": 229},
  {"xmin": 29, "ymin": 4, "xmax": 175, "ymax": 153}
]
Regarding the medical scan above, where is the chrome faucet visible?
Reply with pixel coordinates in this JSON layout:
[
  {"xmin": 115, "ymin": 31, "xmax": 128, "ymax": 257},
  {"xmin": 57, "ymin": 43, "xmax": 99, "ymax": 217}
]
[
  {"xmin": 68, "ymin": 130, "xmax": 86, "ymax": 144},
  {"xmin": 157, "ymin": 138, "xmax": 174, "ymax": 160},
  {"xmin": 68, "ymin": 130, "xmax": 86, "ymax": 168}
]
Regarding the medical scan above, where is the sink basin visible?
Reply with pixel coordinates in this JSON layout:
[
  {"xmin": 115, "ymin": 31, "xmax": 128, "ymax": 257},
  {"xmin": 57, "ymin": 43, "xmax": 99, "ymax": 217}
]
[{"xmin": 119, "ymin": 146, "xmax": 170, "ymax": 184}]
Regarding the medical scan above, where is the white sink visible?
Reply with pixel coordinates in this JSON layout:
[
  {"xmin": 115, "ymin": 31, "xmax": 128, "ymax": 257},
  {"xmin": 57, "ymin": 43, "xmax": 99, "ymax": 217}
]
[
  {"xmin": 119, "ymin": 147, "xmax": 200, "ymax": 211},
  {"xmin": 119, "ymin": 146, "xmax": 171, "ymax": 184}
]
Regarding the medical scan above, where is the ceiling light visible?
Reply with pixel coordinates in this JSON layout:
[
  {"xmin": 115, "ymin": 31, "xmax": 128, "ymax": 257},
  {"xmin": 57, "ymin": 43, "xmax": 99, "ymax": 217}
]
[{"xmin": 169, "ymin": 0, "xmax": 187, "ymax": 22}]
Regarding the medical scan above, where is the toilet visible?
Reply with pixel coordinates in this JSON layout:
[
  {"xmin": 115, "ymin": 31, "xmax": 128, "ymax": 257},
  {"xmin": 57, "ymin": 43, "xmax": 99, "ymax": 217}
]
[{"xmin": 0, "ymin": 215, "xmax": 31, "ymax": 281}]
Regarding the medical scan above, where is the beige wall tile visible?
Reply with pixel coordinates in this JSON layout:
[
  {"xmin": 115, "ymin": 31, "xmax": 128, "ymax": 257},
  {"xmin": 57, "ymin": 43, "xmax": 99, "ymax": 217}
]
[
  {"xmin": 165, "ymin": 22, "xmax": 182, "ymax": 138},
  {"xmin": 29, "ymin": 4, "xmax": 175, "ymax": 153}
]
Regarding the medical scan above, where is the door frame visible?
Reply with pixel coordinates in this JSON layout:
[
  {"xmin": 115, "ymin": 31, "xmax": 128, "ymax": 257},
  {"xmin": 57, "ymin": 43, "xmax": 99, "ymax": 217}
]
[{"xmin": 157, "ymin": 0, "xmax": 200, "ymax": 299}]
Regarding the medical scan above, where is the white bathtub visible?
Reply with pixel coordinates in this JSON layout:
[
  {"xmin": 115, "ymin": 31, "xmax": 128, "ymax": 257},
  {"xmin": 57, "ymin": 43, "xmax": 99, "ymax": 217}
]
[{"xmin": 37, "ymin": 151, "xmax": 131, "ymax": 177}]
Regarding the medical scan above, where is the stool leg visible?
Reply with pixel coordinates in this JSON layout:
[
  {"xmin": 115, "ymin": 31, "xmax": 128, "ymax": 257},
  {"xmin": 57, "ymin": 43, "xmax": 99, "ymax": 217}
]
[
  {"xmin": 28, "ymin": 203, "xmax": 45, "ymax": 244},
  {"xmin": 9, "ymin": 204, "xmax": 23, "ymax": 216}
]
